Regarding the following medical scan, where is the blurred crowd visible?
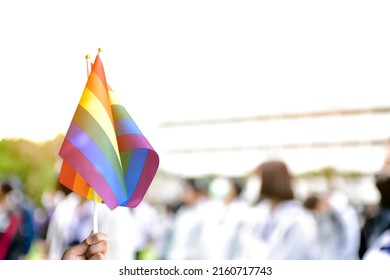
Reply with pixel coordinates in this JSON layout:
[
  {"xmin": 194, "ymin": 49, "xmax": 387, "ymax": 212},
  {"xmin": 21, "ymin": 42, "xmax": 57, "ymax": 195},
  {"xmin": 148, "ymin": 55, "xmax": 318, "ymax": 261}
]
[{"xmin": 1, "ymin": 154, "xmax": 390, "ymax": 260}]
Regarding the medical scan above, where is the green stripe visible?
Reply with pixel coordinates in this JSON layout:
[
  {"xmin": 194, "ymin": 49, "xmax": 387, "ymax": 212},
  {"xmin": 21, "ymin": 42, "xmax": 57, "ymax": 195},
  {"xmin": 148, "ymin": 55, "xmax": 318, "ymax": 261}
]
[
  {"xmin": 112, "ymin": 104, "xmax": 132, "ymax": 120},
  {"xmin": 72, "ymin": 105, "xmax": 127, "ymax": 194},
  {"xmin": 120, "ymin": 150, "xmax": 133, "ymax": 175}
]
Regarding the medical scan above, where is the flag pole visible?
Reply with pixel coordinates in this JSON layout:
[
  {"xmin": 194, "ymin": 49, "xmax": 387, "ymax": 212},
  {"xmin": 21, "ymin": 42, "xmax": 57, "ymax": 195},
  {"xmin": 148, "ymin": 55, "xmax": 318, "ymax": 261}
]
[
  {"xmin": 93, "ymin": 191, "xmax": 98, "ymax": 233},
  {"xmin": 86, "ymin": 53, "xmax": 99, "ymax": 233}
]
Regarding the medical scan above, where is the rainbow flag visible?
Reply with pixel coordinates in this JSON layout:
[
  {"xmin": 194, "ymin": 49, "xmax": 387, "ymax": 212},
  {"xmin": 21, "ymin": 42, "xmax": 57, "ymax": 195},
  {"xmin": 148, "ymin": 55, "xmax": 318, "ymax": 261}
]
[{"xmin": 59, "ymin": 53, "xmax": 159, "ymax": 210}]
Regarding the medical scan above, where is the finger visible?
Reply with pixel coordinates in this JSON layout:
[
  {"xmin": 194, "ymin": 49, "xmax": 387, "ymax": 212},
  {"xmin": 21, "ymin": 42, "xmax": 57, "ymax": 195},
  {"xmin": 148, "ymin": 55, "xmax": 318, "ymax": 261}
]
[
  {"xmin": 88, "ymin": 252, "xmax": 105, "ymax": 260},
  {"xmin": 66, "ymin": 241, "xmax": 89, "ymax": 255},
  {"xmin": 61, "ymin": 241, "xmax": 89, "ymax": 260},
  {"xmin": 86, "ymin": 239, "xmax": 109, "ymax": 259},
  {"xmin": 86, "ymin": 232, "xmax": 108, "ymax": 246}
]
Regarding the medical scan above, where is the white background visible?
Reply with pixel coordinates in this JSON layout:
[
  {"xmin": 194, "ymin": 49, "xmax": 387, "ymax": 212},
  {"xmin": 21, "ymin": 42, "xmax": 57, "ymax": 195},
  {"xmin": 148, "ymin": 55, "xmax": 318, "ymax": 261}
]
[{"xmin": 1, "ymin": 0, "xmax": 390, "ymax": 176}]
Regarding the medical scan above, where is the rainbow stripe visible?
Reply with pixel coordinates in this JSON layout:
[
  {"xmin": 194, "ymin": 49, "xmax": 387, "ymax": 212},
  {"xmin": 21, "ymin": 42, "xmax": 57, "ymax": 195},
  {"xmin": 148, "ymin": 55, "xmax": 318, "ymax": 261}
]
[{"xmin": 59, "ymin": 54, "xmax": 159, "ymax": 210}]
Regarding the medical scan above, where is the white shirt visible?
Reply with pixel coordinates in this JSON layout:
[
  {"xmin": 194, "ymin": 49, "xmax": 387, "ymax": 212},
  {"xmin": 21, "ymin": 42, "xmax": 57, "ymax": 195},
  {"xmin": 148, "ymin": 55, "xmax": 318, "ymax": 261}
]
[
  {"xmin": 166, "ymin": 198, "xmax": 209, "ymax": 260},
  {"xmin": 201, "ymin": 198, "xmax": 249, "ymax": 259},
  {"xmin": 363, "ymin": 229, "xmax": 390, "ymax": 260},
  {"xmin": 46, "ymin": 193, "xmax": 87, "ymax": 259},
  {"xmin": 238, "ymin": 199, "xmax": 318, "ymax": 260},
  {"xmin": 97, "ymin": 204, "xmax": 138, "ymax": 260}
]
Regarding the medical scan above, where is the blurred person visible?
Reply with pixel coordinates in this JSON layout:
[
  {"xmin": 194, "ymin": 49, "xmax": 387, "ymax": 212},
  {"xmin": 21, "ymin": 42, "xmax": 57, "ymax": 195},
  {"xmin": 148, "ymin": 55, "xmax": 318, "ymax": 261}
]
[
  {"xmin": 237, "ymin": 160, "xmax": 318, "ymax": 260},
  {"xmin": 47, "ymin": 180, "xmax": 143, "ymax": 260},
  {"xmin": 153, "ymin": 202, "xmax": 178, "ymax": 260},
  {"xmin": 327, "ymin": 190, "xmax": 360, "ymax": 259},
  {"xmin": 362, "ymin": 228, "xmax": 390, "ymax": 260},
  {"xmin": 359, "ymin": 145, "xmax": 390, "ymax": 258},
  {"xmin": 45, "ymin": 183, "xmax": 94, "ymax": 259},
  {"xmin": 61, "ymin": 232, "xmax": 108, "ymax": 260},
  {"xmin": 304, "ymin": 191, "xmax": 360, "ymax": 259},
  {"xmin": 166, "ymin": 178, "xmax": 210, "ymax": 260},
  {"xmin": 0, "ymin": 179, "xmax": 35, "ymax": 260},
  {"xmin": 201, "ymin": 177, "xmax": 249, "ymax": 259},
  {"xmin": 97, "ymin": 204, "xmax": 138, "ymax": 260},
  {"xmin": 97, "ymin": 203, "xmax": 138, "ymax": 260},
  {"xmin": 34, "ymin": 190, "xmax": 59, "ymax": 242},
  {"xmin": 131, "ymin": 201, "xmax": 161, "ymax": 260}
]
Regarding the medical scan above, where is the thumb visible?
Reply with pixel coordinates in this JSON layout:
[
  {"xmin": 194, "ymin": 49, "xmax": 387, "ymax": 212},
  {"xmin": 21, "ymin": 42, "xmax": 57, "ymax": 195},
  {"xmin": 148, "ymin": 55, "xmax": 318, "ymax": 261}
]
[
  {"xmin": 62, "ymin": 240, "xmax": 89, "ymax": 260},
  {"xmin": 69, "ymin": 240, "xmax": 89, "ymax": 255}
]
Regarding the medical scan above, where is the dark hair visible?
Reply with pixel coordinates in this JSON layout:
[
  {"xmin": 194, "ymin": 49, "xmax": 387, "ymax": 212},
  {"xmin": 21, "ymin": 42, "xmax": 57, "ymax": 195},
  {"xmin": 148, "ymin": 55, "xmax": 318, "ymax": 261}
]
[
  {"xmin": 0, "ymin": 181, "xmax": 13, "ymax": 195},
  {"xmin": 256, "ymin": 160, "xmax": 294, "ymax": 203},
  {"xmin": 184, "ymin": 178, "xmax": 209, "ymax": 194},
  {"xmin": 303, "ymin": 195, "xmax": 320, "ymax": 210},
  {"xmin": 229, "ymin": 178, "xmax": 243, "ymax": 197},
  {"xmin": 375, "ymin": 172, "xmax": 390, "ymax": 208},
  {"xmin": 185, "ymin": 178, "xmax": 199, "ymax": 191}
]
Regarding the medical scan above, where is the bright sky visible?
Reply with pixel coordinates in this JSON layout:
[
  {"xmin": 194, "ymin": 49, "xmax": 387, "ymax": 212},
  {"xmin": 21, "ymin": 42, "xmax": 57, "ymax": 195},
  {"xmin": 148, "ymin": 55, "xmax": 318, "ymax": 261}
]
[{"xmin": 1, "ymin": 1, "xmax": 390, "ymax": 175}]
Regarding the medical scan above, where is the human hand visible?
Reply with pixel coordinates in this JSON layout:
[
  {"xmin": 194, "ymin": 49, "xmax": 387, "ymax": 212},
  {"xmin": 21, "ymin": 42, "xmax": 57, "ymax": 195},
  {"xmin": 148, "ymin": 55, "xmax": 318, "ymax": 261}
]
[{"xmin": 61, "ymin": 232, "xmax": 109, "ymax": 260}]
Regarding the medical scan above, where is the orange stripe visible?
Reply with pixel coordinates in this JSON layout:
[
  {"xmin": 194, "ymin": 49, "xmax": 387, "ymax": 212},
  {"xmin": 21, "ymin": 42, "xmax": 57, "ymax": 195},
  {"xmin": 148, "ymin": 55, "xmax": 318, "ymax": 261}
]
[
  {"xmin": 85, "ymin": 71, "xmax": 112, "ymax": 120},
  {"xmin": 59, "ymin": 161, "xmax": 76, "ymax": 191},
  {"xmin": 72, "ymin": 172, "xmax": 89, "ymax": 197},
  {"xmin": 93, "ymin": 55, "xmax": 107, "ymax": 89}
]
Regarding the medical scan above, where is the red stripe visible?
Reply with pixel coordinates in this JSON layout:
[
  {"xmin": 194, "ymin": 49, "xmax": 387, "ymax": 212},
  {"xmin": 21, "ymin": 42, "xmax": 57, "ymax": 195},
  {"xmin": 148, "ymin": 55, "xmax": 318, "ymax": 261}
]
[{"xmin": 117, "ymin": 134, "xmax": 153, "ymax": 151}]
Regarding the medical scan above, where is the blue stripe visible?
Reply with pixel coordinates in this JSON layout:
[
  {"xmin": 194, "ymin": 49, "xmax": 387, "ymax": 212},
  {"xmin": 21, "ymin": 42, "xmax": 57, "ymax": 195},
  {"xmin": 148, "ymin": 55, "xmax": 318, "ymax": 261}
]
[
  {"xmin": 122, "ymin": 148, "xmax": 148, "ymax": 206},
  {"xmin": 115, "ymin": 119, "xmax": 143, "ymax": 136}
]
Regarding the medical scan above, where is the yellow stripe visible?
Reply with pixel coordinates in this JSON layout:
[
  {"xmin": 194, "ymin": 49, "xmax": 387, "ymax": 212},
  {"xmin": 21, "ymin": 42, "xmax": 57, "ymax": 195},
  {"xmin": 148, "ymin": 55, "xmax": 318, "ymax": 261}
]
[
  {"xmin": 87, "ymin": 188, "xmax": 103, "ymax": 202},
  {"xmin": 108, "ymin": 87, "xmax": 121, "ymax": 105},
  {"xmin": 79, "ymin": 88, "xmax": 122, "ymax": 168}
]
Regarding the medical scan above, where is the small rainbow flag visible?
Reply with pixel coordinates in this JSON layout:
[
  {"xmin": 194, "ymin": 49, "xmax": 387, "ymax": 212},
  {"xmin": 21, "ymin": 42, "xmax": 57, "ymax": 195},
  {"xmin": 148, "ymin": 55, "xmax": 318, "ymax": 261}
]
[{"xmin": 59, "ymin": 52, "xmax": 159, "ymax": 210}]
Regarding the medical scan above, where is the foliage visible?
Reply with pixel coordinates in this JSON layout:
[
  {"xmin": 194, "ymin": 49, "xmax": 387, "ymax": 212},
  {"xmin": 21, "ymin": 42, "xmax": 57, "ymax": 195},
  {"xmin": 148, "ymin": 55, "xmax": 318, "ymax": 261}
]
[
  {"xmin": 297, "ymin": 166, "xmax": 365, "ymax": 180},
  {"xmin": 0, "ymin": 135, "xmax": 64, "ymax": 207}
]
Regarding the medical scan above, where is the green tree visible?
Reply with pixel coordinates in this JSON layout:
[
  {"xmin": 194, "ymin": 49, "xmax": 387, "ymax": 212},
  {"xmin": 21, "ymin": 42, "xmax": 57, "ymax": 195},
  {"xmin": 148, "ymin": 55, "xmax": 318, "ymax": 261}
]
[{"xmin": 0, "ymin": 135, "xmax": 64, "ymax": 206}]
